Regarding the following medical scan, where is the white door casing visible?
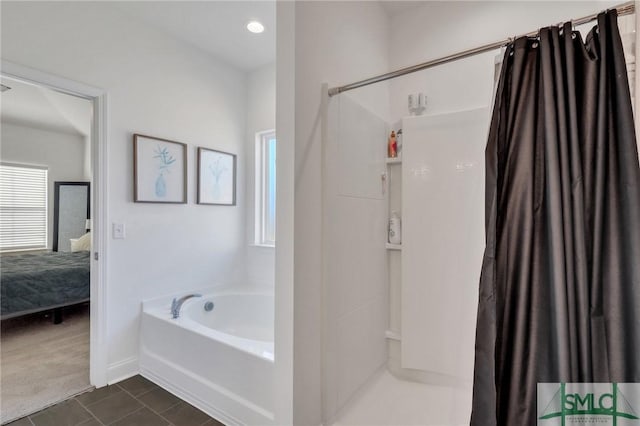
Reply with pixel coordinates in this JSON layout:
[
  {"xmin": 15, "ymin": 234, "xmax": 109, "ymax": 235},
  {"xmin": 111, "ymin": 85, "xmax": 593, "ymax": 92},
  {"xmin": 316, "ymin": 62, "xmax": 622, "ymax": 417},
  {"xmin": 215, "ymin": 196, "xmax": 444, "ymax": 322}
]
[{"xmin": 1, "ymin": 60, "xmax": 109, "ymax": 388}]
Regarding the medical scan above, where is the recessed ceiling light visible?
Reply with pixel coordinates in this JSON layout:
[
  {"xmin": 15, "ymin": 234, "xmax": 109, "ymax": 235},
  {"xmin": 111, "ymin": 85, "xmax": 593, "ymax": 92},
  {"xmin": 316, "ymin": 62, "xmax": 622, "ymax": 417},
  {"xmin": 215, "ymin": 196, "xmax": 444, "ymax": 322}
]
[{"xmin": 247, "ymin": 21, "xmax": 265, "ymax": 34}]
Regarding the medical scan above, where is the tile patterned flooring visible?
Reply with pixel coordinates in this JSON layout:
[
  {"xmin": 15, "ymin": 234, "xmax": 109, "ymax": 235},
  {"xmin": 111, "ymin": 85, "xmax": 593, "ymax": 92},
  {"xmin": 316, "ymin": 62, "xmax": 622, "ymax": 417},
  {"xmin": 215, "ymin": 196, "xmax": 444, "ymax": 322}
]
[{"xmin": 5, "ymin": 375, "xmax": 224, "ymax": 426}]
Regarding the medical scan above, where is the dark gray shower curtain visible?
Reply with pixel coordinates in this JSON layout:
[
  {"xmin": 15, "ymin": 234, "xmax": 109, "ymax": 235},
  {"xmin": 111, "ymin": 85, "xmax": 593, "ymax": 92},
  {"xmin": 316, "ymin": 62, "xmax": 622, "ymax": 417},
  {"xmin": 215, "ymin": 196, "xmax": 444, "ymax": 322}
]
[{"xmin": 471, "ymin": 10, "xmax": 640, "ymax": 426}]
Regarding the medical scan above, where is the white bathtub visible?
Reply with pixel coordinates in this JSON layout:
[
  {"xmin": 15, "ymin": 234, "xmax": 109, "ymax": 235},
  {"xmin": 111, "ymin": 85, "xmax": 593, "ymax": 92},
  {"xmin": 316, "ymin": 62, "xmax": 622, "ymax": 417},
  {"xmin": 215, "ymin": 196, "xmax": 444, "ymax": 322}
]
[{"xmin": 139, "ymin": 291, "xmax": 275, "ymax": 425}]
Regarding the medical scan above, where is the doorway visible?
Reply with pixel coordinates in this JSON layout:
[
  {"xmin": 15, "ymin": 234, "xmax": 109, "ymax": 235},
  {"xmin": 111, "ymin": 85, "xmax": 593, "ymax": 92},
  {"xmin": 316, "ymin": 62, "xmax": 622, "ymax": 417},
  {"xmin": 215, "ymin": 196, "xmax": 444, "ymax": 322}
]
[{"xmin": 0, "ymin": 62, "xmax": 107, "ymax": 423}]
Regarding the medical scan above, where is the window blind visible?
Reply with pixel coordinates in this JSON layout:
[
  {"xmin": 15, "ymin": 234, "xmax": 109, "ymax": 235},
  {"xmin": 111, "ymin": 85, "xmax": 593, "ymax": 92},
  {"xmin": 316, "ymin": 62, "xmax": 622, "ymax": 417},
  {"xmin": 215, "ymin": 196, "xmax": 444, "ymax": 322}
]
[{"xmin": 0, "ymin": 164, "xmax": 48, "ymax": 251}]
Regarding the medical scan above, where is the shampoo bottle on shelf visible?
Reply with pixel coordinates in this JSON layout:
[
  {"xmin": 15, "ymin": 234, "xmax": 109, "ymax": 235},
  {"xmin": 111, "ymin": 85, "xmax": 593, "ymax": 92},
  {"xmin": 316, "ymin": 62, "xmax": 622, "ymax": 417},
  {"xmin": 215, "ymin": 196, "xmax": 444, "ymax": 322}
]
[
  {"xmin": 388, "ymin": 130, "xmax": 397, "ymax": 158},
  {"xmin": 388, "ymin": 211, "xmax": 402, "ymax": 245}
]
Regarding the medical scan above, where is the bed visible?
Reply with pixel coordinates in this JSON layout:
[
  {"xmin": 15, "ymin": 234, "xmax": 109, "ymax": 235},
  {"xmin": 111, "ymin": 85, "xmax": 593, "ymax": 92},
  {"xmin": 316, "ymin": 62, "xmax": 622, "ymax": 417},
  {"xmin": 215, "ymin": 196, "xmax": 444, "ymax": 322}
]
[{"xmin": 1, "ymin": 251, "xmax": 90, "ymax": 322}]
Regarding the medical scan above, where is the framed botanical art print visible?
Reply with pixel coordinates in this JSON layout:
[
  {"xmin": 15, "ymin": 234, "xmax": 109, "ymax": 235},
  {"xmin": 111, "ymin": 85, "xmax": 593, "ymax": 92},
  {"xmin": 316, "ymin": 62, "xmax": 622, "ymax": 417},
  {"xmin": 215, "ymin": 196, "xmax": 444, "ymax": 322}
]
[
  {"xmin": 197, "ymin": 147, "xmax": 236, "ymax": 206},
  {"xmin": 133, "ymin": 134, "xmax": 187, "ymax": 203}
]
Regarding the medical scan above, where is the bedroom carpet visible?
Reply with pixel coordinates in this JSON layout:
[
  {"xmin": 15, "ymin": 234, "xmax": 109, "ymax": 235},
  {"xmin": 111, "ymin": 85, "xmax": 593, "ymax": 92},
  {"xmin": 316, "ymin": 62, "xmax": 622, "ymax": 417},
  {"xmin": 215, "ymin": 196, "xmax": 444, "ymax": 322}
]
[{"xmin": 1, "ymin": 305, "xmax": 91, "ymax": 424}]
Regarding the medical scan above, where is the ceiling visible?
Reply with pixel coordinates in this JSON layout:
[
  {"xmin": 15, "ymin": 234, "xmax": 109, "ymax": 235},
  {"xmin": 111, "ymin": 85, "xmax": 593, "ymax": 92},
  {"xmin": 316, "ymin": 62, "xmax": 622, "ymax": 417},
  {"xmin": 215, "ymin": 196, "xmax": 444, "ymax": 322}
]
[
  {"xmin": 379, "ymin": 1, "xmax": 425, "ymax": 18},
  {"xmin": 111, "ymin": 1, "xmax": 276, "ymax": 72},
  {"xmin": 1, "ymin": 2, "xmax": 425, "ymax": 136},
  {"xmin": 108, "ymin": 1, "xmax": 425, "ymax": 71},
  {"xmin": 1, "ymin": 2, "xmax": 275, "ymax": 134},
  {"xmin": 0, "ymin": 77, "xmax": 93, "ymax": 137}
]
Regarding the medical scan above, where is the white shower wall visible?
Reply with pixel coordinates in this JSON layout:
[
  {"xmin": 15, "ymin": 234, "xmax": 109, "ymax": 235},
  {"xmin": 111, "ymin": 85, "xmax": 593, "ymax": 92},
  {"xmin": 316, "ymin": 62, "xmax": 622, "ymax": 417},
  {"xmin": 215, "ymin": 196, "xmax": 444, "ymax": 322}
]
[
  {"xmin": 324, "ymin": 94, "xmax": 389, "ymax": 421},
  {"xmin": 400, "ymin": 109, "xmax": 489, "ymax": 414}
]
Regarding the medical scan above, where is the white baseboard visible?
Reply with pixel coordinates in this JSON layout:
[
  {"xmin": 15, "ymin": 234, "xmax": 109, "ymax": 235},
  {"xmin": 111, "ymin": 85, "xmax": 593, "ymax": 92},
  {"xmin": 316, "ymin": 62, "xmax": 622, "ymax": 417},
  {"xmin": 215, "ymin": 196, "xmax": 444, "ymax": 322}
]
[{"xmin": 106, "ymin": 356, "xmax": 138, "ymax": 385}]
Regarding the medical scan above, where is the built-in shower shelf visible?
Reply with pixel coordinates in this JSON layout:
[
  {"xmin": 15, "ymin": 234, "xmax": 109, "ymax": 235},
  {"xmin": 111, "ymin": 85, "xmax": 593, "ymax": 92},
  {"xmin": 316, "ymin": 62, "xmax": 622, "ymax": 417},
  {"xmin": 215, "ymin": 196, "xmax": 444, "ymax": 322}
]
[
  {"xmin": 386, "ymin": 243, "xmax": 402, "ymax": 251},
  {"xmin": 385, "ymin": 156, "xmax": 402, "ymax": 165}
]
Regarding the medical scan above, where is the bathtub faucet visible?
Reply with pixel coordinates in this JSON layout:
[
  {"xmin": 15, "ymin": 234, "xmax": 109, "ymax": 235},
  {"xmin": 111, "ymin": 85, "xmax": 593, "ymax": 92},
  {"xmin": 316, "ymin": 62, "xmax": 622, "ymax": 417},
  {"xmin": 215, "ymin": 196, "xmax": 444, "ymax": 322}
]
[{"xmin": 171, "ymin": 293, "xmax": 202, "ymax": 319}]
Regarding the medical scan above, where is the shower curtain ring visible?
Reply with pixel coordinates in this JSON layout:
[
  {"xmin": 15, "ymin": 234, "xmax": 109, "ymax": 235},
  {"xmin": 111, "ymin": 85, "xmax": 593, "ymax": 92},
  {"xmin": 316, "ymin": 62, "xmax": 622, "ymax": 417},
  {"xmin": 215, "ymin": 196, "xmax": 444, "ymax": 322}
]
[{"xmin": 507, "ymin": 37, "xmax": 515, "ymax": 56}]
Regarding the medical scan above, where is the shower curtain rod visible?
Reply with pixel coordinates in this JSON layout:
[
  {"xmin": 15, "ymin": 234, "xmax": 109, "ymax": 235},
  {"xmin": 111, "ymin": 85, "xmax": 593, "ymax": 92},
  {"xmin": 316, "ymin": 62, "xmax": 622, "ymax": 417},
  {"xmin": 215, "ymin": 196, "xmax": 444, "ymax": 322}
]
[{"xmin": 327, "ymin": 1, "xmax": 635, "ymax": 97}]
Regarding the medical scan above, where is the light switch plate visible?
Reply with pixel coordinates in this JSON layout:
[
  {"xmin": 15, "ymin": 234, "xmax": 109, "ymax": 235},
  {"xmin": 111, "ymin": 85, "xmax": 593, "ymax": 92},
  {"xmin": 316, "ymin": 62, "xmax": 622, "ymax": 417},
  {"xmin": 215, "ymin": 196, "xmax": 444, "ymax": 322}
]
[{"xmin": 112, "ymin": 223, "xmax": 125, "ymax": 239}]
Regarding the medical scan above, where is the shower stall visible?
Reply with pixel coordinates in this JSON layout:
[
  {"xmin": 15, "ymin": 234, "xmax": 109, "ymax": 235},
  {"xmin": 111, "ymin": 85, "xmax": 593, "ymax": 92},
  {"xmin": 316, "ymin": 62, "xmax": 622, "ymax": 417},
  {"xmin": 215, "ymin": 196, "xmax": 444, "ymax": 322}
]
[
  {"xmin": 318, "ymin": 3, "xmax": 638, "ymax": 425},
  {"xmin": 322, "ymin": 91, "xmax": 488, "ymax": 426}
]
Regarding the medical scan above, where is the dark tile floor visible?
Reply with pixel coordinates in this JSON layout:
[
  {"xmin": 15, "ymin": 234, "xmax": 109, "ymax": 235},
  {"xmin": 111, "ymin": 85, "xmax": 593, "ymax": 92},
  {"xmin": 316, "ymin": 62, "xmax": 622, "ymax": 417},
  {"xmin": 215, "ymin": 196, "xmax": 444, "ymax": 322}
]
[{"xmin": 6, "ymin": 375, "xmax": 224, "ymax": 426}]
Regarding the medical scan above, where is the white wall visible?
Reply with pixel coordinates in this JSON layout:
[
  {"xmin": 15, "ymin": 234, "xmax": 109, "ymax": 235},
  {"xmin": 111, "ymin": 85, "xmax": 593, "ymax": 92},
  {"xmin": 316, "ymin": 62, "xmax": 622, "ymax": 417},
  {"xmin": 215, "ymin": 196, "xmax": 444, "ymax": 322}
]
[
  {"xmin": 388, "ymin": 1, "xmax": 620, "ymax": 121},
  {"xmin": 274, "ymin": 4, "xmax": 295, "ymax": 424},
  {"xmin": 1, "ymin": 2, "xmax": 247, "ymax": 382},
  {"xmin": 245, "ymin": 63, "xmax": 275, "ymax": 288},
  {"xmin": 1, "ymin": 122, "xmax": 87, "ymax": 250},
  {"xmin": 292, "ymin": 2, "xmax": 390, "ymax": 424}
]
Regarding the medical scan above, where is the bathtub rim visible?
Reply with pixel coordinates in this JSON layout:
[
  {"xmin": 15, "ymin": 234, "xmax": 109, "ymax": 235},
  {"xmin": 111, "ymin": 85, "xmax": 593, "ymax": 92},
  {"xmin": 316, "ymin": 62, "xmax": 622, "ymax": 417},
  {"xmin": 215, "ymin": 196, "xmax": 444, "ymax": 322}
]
[{"xmin": 141, "ymin": 284, "xmax": 272, "ymax": 310}]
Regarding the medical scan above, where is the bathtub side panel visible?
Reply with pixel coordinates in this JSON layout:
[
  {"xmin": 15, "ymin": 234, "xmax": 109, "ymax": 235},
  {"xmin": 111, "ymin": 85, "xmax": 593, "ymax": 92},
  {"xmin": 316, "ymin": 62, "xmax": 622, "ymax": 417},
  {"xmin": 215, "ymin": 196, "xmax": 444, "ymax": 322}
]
[{"xmin": 139, "ymin": 313, "xmax": 275, "ymax": 425}]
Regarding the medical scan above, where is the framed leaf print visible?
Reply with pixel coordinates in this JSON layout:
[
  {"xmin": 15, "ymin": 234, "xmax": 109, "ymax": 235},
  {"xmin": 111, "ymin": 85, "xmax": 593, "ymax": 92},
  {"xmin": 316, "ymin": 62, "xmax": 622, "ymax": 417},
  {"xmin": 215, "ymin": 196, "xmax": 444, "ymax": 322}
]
[
  {"xmin": 134, "ymin": 134, "xmax": 187, "ymax": 203},
  {"xmin": 197, "ymin": 147, "xmax": 236, "ymax": 206}
]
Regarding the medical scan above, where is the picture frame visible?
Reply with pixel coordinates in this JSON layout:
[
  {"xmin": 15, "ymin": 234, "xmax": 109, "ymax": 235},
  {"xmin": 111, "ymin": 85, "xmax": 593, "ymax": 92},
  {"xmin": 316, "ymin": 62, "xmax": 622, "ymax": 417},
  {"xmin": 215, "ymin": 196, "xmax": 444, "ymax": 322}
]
[
  {"xmin": 197, "ymin": 147, "xmax": 236, "ymax": 206},
  {"xmin": 133, "ymin": 134, "xmax": 187, "ymax": 203}
]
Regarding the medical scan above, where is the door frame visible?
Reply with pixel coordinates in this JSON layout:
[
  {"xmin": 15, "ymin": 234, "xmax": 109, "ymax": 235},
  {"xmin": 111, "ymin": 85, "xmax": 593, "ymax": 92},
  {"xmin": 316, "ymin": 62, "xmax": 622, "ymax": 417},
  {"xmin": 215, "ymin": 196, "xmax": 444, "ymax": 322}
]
[{"xmin": 1, "ymin": 60, "xmax": 109, "ymax": 387}]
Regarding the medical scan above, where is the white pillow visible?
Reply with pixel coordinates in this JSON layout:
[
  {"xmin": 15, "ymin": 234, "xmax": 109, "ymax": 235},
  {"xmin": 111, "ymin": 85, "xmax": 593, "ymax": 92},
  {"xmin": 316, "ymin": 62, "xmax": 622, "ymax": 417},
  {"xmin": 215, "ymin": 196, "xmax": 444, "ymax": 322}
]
[{"xmin": 70, "ymin": 232, "xmax": 91, "ymax": 252}]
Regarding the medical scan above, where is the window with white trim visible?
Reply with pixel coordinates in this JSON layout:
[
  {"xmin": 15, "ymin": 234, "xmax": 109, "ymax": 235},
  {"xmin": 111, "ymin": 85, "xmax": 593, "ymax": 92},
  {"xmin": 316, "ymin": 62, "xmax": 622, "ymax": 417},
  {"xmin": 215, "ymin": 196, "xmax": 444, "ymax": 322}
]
[
  {"xmin": 0, "ymin": 163, "xmax": 48, "ymax": 251},
  {"xmin": 255, "ymin": 130, "xmax": 276, "ymax": 246}
]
